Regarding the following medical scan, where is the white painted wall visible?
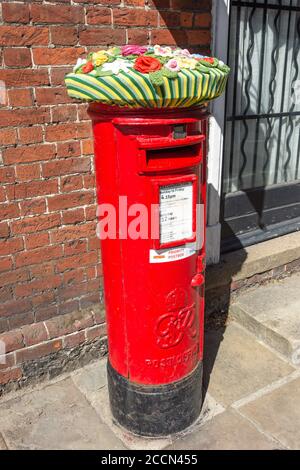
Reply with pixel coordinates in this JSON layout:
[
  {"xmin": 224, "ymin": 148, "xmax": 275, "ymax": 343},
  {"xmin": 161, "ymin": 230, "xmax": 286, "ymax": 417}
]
[{"xmin": 206, "ymin": 0, "xmax": 231, "ymax": 264}]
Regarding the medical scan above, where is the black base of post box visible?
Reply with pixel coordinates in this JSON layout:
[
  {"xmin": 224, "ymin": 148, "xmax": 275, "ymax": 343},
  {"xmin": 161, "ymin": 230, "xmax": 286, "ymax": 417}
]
[{"xmin": 107, "ymin": 361, "xmax": 203, "ymax": 437}]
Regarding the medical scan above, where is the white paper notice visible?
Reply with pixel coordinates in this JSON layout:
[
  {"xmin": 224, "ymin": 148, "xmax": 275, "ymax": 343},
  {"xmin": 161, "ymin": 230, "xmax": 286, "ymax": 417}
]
[{"xmin": 159, "ymin": 182, "xmax": 194, "ymax": 245}]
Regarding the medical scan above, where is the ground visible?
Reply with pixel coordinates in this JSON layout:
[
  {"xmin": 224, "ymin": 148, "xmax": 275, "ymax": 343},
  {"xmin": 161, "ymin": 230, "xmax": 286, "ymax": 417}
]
[{"xmin": 0, "ymin": 316, "xmax": 299, "ymax": 450}]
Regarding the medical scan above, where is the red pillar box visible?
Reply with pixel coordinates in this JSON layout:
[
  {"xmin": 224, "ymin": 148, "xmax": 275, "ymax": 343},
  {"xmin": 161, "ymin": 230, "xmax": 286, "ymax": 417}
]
[{"xmin": 65, "ymin": 46, "xmax": 229, "ymax": 436}]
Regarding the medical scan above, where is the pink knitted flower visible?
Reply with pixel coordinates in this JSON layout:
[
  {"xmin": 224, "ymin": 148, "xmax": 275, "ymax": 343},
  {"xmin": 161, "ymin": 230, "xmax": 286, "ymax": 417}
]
[
  {"xmin": 165, "ymin": 59, "xmax": 180, "ymax": 72},
  {"xmin": 121, "ymin": 45, "xmax": 148, "ymax": 56}
]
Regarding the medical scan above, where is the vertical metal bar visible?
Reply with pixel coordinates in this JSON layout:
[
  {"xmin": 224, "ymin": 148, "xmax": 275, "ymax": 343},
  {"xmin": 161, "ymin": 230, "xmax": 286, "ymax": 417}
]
[
  {"xmin": 228, "ymin": 4, "xmax": 241, "ymax": 193},
  {"xmin": 264, "ymin": 0, "xmax": 281, "ymax": 178},
  {"xmin": 239, "ymin": 2, "xmax": 256, "ymax": 188},
  {"xmin": 274, "ymin": 0, "xmax": 293, "ymax": 184},
  {"xmin": 285, "ymin": 11, "xmax": 300, "ymax": 181},
  {"xmin": 252, "ymin": 0, "xmax": 268, "ymax": 188}
]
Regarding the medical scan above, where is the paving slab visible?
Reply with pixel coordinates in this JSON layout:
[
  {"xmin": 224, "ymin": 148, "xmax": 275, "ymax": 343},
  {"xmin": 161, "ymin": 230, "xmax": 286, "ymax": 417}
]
[
  {"xmin": 230, "ymin": 272, "xmax": 300, "ymax": 363},
  {"xmin": 0, "ymin": 433, "xmax": 7, "ymax": 450},
  {"xmin": 203, "ymin": 322, "xmax": 294, "ymax": 406},
  {"xmin": 240, "ymin": 376, "xmax": 300, "ymax": 450},
  {"xmin": 170, "ymin": 409, "xmax": 278, "ymax": 450},
  {"xmin": 0, "ymin": 378, "xmax": 125, "ymax": 450}
]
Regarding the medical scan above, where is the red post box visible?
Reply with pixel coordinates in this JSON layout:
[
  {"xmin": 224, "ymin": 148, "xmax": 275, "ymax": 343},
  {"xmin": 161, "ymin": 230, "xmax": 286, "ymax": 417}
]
[{"xmin": 88, "ymin": 103, "xmax": 208, "ymax": 436}]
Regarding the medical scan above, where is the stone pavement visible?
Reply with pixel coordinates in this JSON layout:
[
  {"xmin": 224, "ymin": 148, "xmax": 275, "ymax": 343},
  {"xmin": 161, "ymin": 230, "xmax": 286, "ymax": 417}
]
[{"xmin": 0, "ymin": 320, "xmax": 299, "ymax": 450}]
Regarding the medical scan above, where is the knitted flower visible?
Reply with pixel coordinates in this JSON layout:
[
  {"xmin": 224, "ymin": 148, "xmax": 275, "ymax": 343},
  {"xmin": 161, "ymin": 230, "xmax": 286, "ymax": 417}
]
[
  {"xmin": 202, "ymin": 57, "xmax": 215, "ymax": 64},
  {"xmin": 101, "ymin": 59, "xmax": 133, "ymax": 75},
  {"xmin": 81, "ymin": 61, "xmax": 94, "ymax": 74},
  {"xmin": 92, "ymin": 52, "xmax": 109, "ymax": 67},
  {"xmin": 165, "ymin": 58, "xmax": 181, "ymax": 72},
  {"xmin": 174, "ymin": 48, "xmax": 191, "ymax": 58},
  {"xmin": 134, "ymin": 56, "xmax": 162, "ymax": 73},
  {"xmin": 122, "ymin": 45, "xmax": 148, "ymax": 57},
  {"xmin": 153, "ymin": 45, "xmax": 173, "ymax": 57},
  {"xmin": 176, "ymin": 57, "xmax": 198, "ymax": 70},
  {"xmin": 73, "ymin": 58, "xmax": 87, "ymax": 73}
]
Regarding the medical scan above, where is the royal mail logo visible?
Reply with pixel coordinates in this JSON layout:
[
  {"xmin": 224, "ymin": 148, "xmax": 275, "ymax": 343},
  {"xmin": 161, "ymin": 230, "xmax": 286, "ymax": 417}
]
[{"xmin": 156, "ymin": 303, "xmax": 197, "ymax": 349}]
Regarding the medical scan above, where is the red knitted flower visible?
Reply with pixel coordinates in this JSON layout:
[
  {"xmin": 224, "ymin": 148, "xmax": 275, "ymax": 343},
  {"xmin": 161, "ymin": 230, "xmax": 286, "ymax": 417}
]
[
  {"xmin": 202, "ymin": 57, "xmax": 214, "ymax": 65},
  {"xmin": 82, "ymin": 61, "xmax": 94, "ymax": 74},
  {"xmin": 134, "ymin": 56, "xmax": 162, "ymax": 74}
]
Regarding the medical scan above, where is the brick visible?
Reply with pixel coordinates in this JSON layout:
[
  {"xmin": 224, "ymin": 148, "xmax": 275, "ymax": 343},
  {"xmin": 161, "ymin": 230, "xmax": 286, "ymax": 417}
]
[
  {"xmin": 64, "ymin": 239, "xmax": 88, "ymax": 257},
  {"xmin": 80, "ymin": 292, "xmax": 101, "ymax": 309},
  {"xmin": 48, "ymin": 191, "xmax": 94, "ymax": 211},
  {"xmin": 16, "ymin": 163, "xmax": 40, "ymax": 182},
  {"xmin": 51, "ymin": 105, "xmax": 78, "ymax": 124},
  {"xmin": 86, "ymin": 7, "xmax": 111, "ymax": 25},
  {"xmin": 63, "ymin": 268, "xmax": 85, "ymax": 285},
  {"xmin": 25, "ymin": 232, "xmax": 50, "ymax": 250},
  {"xmin": 86, "ymin": 324, "xmax": 106, "ymax": 342},
  {"xmin": 0, "ymin": 187, "xmax": 6, "ymax": 203},
  {"xmin": 20, "ymin": 199, "xmax": 47, "ymax": 217},
  {"xmin": 0, "ymin": 237, "xmax": 23, "ymax": 256},
  {"xmin": 0, "ymin": 367, "xmax": 22, "ymax": 385},
  {"xmin": 16, "ymin": 339, "xmax": 62, "ymax": 364},
  {"xmin": 35, "ymin": 305, "xmax": 58, "ymax": 323},
  {"xmin": 61, "ymin": 175, "xmax": 84, "ymax": 193},
  {"xmin": 84, "ymin": 204, "xmax": 97, "ymax": 220},
  {"xmin": 158, "ymin": 11, "xmax": 180, "ymax": 28},
  {"xmin": 0, "ymin": 202, "xmax": 20, "ymax": 220},
  {"xmin": 88, "ymin": 236, "xmax": 99, "ymax": 251},
  {"xmin": 7, "ymin": 179, "xmax": 58, "ymax": 200},
  {"xmin": 150, "ymin": 29, "xmax": 187, "ymax": 46},
  {"xmin": 58, "ymin": 299, "xmax": 80, "ymax": 315},
  {"xmin": 0, "ymin": 222, "xmax": 10, "ymax": 239},
  {"xmin": 0, "ymin": 330, "xmax": 24, "ymax": 353},
  {"xmin": 9, "ymin": 311, "xmax": 34, "ymax": 330},
  {"xmin": 0, "ymin": 107, "xmax": 50, "ymax": 128},
  {"xmin": 0, "ymin": 257, "xmax": 13, "ymax": 273},
  {"xmin": 33, "ymin": 47, "xmax": 85, "ymax": 66},
  {"xmin": 56, "ymin": 251, "xmax": 98, "ymax": 273},
  {"xmin": 77, "ymin": 105, "xmax": 89, "ymax": 120},
  {"xmin": 50, "ymin": 66, "xmax": 73, "ymax": 86},
  {"xmin": 62, "ymin": 208, "xmax": 85, "ymax": 225},
  {"xmin": 0, "ymin": 268, "xmax": 29, "ymax": 288},
  {"xmin": 186, "ymin": 29, "xmax": 211, "ymax": 46},
  {"xmin": 86, "ymin": 265, "xmax": 97, "ymax": 279},
  {"xmin": 74, "ymin": 0, "xmax": 120, "ymax": 3},
  {"xmin": 171, "ymin": 0, "xmax": 210, "ymax": 10},
  {"xmin": 0, "ymin": 129, "xmax": 17, "ymax": 147},
  {"xmin": 42, "ymin": 157, "xmax": 91, "ymax": 178},
  {"xmin": 21, "ymin": 323, "xmax": 48, "ymax": 347},
  {"xmin": 0, "ymin": 298, "xmax": 31, "ymax": 318},
  {"xmin": 8, "ymin": 88, "xmax": 33, "ymax": 107},
  {"xmin": 45, "ymin": 122, "xmax": 91, "ymax": 142},
  {"xmin": 0, "ymin": 26, "xmax": 49, "ymax": 46},
  {"xmin": 4, "ymin": 48, "xmax": 32, "ymax": 67},
  {"xmin": 79, "ymin": 28, "xmax": 126, "ymax": 46},
  {"xmin": 0, "ymin": 69, "xmax": 50, "ymax": 87},
  {"xmin": 81, "ymin": 139, "xmax": 94, "ymax": 156},
  {"xmin": 0, "ymin": 352, "xmax": 15, "ymax": 370},
  {"xmin": 3, "ymin": 143, "xmax": 55, "ymax": 164},
  {"xmin": 63, "ymin": 330, "xmax": 85, "ymax": 348},
  {"xmin": 18, "ymin": 126, "xmax": 43, "ymax": 145},
  {"xmin": 45, "ymin": 309, "xmax": 93, "ymax": 339},
  {"xmin": 32, "ymin": 292, "xmax": 55, "ymax": 308},
  {"xmin": 2, "ymin": 3, "xmax": 30, "ymax": 24},
  {"xmin": 12, "ymin": 214, "xmax": 61, "ymax": 235},
  {"xmin": 15, "ymin": 246, "xmax": 63, "ymax": 268},
  {"xmin": 30, "ymin": 262, "xmax": 54, "ymax": 279},
  {"xmin": 194, "ymin": 13, "xmax": 212, "ymax": 28},
  {"xmin": 180, "ymin": 12, "xmax": 193, "ymax": 28},
  {"xmin": 50, "ymin": 26, "xmax": 78, "ymax": 46},
  {"xmin": 31, "ymin": 4, "xmax": 85, "ymax": 24},
  {"xmin": 125, "ymin": 0, "xmax": 145, "ymax": 5},
  {"xmin": 0, "ymin": 287, "xmax": 13, "ymax": 304},
  {"xmin": 57, "ymin": 141, "xmax": 81, "ymax": 158},
  {"xmin": 128, "ymin": 29, "xmax": 149, "ymax": 45},
  {"xmin": 35, "ymin": 87, "xmax": 72, "ymax": 105},
  {"xmin": 113, "ymin": 8, "xmax": 157, "ymax": 27},
  {"xmin": 52, "ymin": 221, "xmax": 95, "ymax": 244}
]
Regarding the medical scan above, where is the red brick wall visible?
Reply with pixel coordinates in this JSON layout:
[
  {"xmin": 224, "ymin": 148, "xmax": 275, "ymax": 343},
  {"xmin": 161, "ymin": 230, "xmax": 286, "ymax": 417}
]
[{"xmin": 0, "ymin": 0, "xmax": 212, "ymax": 334}]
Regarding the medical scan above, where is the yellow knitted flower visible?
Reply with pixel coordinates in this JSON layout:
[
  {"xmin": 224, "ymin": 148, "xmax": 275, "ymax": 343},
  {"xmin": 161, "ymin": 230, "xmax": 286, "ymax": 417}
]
[
  {"xmin": 177, "ymin": 57, "xmax": 198, "ymax": 70},
  {"xmin": 92, "ymin": 52, "xmax": 109, "ymax": 67}
]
